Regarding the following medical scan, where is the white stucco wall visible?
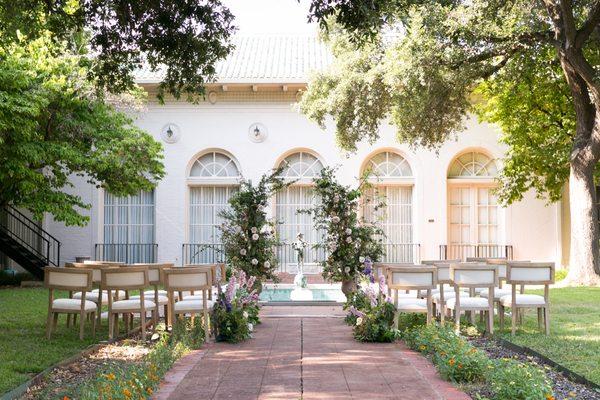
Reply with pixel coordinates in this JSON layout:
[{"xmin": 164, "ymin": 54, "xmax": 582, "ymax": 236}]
[{"xmin": 43, "ymin": 98, "xmax": 560, "ymax": 266}]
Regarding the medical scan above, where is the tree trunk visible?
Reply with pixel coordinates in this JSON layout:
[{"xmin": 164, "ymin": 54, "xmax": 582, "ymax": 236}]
[{"xmin": 567, "ymin": 154, "xmax": 600, "ymax": 285}]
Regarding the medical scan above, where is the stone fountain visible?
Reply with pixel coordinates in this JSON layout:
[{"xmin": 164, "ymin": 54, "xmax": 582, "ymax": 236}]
[{"xmin": 289, "ymin": 232, "xmax": 313, "ymax": 301}]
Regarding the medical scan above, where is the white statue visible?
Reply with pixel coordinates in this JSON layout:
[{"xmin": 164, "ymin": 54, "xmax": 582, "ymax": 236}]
[{"xmin": 291, "ymin": 232, "xmax": 308, "ymax": 288}]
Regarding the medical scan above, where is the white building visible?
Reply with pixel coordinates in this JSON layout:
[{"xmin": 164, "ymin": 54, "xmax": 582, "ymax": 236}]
[{"xmin": 43, "ymin": 35, "xmax": 564, "ymax": 272}]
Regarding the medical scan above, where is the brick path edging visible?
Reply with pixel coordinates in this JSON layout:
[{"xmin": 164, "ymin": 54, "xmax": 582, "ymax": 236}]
[
  {"xmin": 394, "ymin": 342, "xmax": 471, "ymax": 400},
  {"xmin": 152, "ymin": 348, "xmax": 208, "ymax": 400}
]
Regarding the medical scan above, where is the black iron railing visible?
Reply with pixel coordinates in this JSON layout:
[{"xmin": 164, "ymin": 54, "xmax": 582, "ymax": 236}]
[
  {"xmin": 0, "ymin": 205, "xmax": 60, "ymax": 267},
  {"xmin": 95, "ymin": 243, "xmax": 158, "ymax": 264},
  {"xmin": 182, "ymin": 243, "xmax": 226, "ymax": 265},
  {"xmin": 439, "ymin": 244, "xmax": 513, "ymax": 261}
]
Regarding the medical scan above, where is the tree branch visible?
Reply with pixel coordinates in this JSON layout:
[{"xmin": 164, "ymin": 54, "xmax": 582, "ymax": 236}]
[{"xmin": 576, "ymin": 1, "xmax": 600, "ymax": 47}]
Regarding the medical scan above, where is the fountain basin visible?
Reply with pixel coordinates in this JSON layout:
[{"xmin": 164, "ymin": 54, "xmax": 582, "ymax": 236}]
[{"xmin": 260, "ymin": 283, "xmax": 345, "ymax": 303}]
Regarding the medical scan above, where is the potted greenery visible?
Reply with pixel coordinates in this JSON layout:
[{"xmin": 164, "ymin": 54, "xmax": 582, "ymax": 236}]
[{"xmin": 304, "ymin": 167, "xmax": 385, "ymax": 295}]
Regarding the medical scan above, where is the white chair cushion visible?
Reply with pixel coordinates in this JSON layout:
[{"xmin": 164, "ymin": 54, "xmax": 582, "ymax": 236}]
[
  {"xmin": 129, "ymin": 294, "xmax": 168, "ymax": 305},
  {"xmin": 182, "ymin": 294, "xmax": 212, "ymax": 301},
  {"xmin": 500, "ymin": 294, "xmax": 546, "ymax": 307},
  {"xmin": 92, "ymin": 289, "xmax": 126, "ymax": 298},
  {"xmin": 53, "ymin": 298, "xmax": 97, "ymax": 312},
  {"xmin": 432, "ymin": 291, "xmax": 469, "ymax": 302},
  {"xmin": 480, "ymin": 287, "xmax": 512, "ymax": 300},
  {"xmin": 111, "ymin": 299, "xmax": 156, "ymax": 311},
  {"xmin": 174, "ymin": 299, "xmax": 214, "ymax": 313},
  {"xmin": 395, "ymin": 298, "xmax": 428, "ymax": 312},
  {"xmin": 446, "ymin": 297, "xmax": 491, "ymax": 309},
  {"xmin": 74, "ymin": 290, "xmax": 126, "ymax": 303}
]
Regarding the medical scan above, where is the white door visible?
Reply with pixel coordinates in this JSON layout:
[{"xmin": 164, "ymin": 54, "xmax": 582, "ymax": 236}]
[{"xmin": 448, "ymin": 186, "xmax": 499, "ymax": 259}]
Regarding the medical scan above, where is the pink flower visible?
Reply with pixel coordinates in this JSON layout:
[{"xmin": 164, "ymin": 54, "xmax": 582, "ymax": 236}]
[
  {"xmin": 225, "ymin": 276, "xmax": 237, "ymax": 303},
  {"xmin": 349, "ymin": 306, "xmax": 365, "ymax": 318},
  {"xmin": 364, "ymin": 285, "xmax": 377, "ymax": 307},
  {"xmin": 238, "ymin": 270, "xmax": 247, "ymax": 287},
  {"xmin": 378, "ymin": 275, "xmax": 388, "ymax": 297},
  {"xmin": 247, "ymin": 275, "xmax": 256, "ymax": 289}
]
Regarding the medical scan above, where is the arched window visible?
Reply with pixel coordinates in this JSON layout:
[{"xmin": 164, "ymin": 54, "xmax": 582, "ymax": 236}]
[
  {"xmin": 278, "ymin": 151, "xmax": 324, "ymax": 181},
  {"xmin": 275, "ymin": 151, "xmax": 324, "ymax": 270},
  {"xmin": 447, "ymin": 151, "xmax": 501, "ymax": 260},
  {"xmin": 363, "ymin": 151, "xmax": 415, "ymax": 263},
  {"xmin": 188, "ymin": 151, "xmax": 240, "ymax": 263},
  {"xmin": 448, "ymin": 151, "xmax": 498, "ymax": 178}
]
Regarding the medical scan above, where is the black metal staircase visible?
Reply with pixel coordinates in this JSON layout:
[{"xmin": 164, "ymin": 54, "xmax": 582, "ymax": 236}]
[{"xmin": 0, "ymin": 206, "xmax": 60, "ymax": 279}]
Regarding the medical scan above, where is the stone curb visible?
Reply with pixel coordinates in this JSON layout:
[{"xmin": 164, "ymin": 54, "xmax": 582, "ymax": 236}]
[{"xmin": 151, "ymin": 348, "xmax": 209, "ymax": 400}]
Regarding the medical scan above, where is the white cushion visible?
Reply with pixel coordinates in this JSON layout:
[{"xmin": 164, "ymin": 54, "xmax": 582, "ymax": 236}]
[
  {"xmin": 111, "ymin": 299, "xmax": 156, "ymax": 311},
  {"xmin": 500, "ymin": 294, "xmax": 546, "ymax": 307},
  {"xmin": 92, "ymin": 289, "xmax": 126, "ymax": 298},
  {"xmin": 74, "ymin": 290, "xmax": 125, "ymax": 303},
  {"xmin": 480, "ymin": 287, "xmax": 512, "ymax": 300},
  {"xmin": 52, "ymin": 298, "xmax": 97, "ymax": 312},
  {"xmin": 174, "ymin": 299, "xmax": 214, "ymax": 313},
  {"xmin": 182, "ymin": 294, "xmax": 212, "ymax": 301},
  {"xmin": 395, "ymin": 298, "xmax": 428, "ymax": 312},
  {"xmin": 432, "ymin": 291, "xmax": 469, "ymax": 302},
  {"xmin": 129, "ymin": 294, "xmax": 168, "ymax": 305},
  {"xmin": 446, "ymin": 297, "xmax": 491, "ymax": 310}
]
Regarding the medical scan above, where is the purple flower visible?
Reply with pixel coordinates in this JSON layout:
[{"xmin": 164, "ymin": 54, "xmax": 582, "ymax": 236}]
[
  {"xmin": 348, "ymin": 306, "xmax": 365, "ymax": 318},
  {"xmin": 378, "ymin": 275, "xmax": 388, "ymax": 298},
  {"xmin": 247, "ymin": 275, "xmax": 256, "ymax": 290},
  {"xmin": 238, "ymin": 270, "xmax": 247, "ymax": 287},
  {"xmin": 364, "ymin": 285, "xmax": 378, "ymax": 307},
  {"xmin": 225, "ymin": 275, "xmax": 237, "ymax": 304}
]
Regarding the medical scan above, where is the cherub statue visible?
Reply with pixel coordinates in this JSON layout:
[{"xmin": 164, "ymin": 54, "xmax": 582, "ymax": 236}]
[{"xmin": 291, "ymin": 232, "xmax": 308, "ymax": 288}]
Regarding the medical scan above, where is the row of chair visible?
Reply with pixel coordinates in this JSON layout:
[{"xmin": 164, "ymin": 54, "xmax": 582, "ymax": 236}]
[
  {"xmin": 379, "ymin": 260, "xmax": 554, "ymax": 335},
  {"xmin": 44, "ymin": 262, "xmax": 226, "ymax": 340}
]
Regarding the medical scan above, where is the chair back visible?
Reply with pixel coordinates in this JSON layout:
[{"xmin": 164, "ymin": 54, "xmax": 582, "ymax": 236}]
[
  {"xmin": 127, "ymin": 263, "xmax": 174, "ymax": 285},
  {"xmin": 65, "ymin": 262, "xmax": 121, "ymax": 283},
  {"xmin": 450, "ymin": 263, "xmax": 498, "ymax": 288},
  {"xmin": 506, "ymin": 262, "xmax": 554, "ymax": 285},
  {"xmin": 84, "ymin": 260, "xmax": 123, "ymax": 265},
  {"xmin": 432, "ymin": 262, "xmax": 454, "ymax": 284},
  {"xmin": 374, "ymin": 262, "xmax": 415, "ymax": 279},
  {"xmin": 101, "ymin": 266, "xmax": 149, "ymax": 290},
  {"xmin": 184, "ymin": 264, "xmax": 225, "ymax": 285},
  {"xmin": 164, "ymin": 267, "xmax": 213, "ymax": 292},
  {"xmin": 44, "ymin": 267, "xmax": 93, "ymax": 291},
  {"xmin": 421, "ymin": 259, "xmax": 460, "ymax": 266},
  {"xmin": 386, "ymin": 265, "xmax": 437, "ymax": 291}
]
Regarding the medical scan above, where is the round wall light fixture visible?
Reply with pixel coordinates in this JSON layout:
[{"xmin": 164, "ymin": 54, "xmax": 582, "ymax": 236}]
[
  {"xmin": 248, "ymin": 123, "xmax": 268, "ymax": 143},
  {"xmin": 160, "ymin": 123, "xmax": 181, "ymax": 143}
]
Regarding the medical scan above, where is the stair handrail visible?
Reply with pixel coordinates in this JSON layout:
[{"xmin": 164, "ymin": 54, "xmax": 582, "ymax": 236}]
[{"xmin": 0, "ymin": 205, "xmax": 61, "ymax": 267}]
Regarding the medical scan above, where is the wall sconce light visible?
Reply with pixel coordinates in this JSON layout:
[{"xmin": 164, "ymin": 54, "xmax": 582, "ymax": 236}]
[
  {"xmin": 161, "ymin": 123, "xmax": 180, "ymax": 143},
  {"xmin": 248, "ymin": 123, "xmax": 268, "ymax": 143}
]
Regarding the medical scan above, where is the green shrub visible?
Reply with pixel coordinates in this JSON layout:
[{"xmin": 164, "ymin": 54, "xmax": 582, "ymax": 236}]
[
  {"xmin": 486, "ymin": 358, "xmax": 553, "ymax": 400},
  {"xmin": 396, "ymin": 312, "xmax": 427, "ymax": 333},
  {"xmin": 0, "ymin": 270, "xmax": 35, "ymax": 286},
  {"xmin": 353, "ymin": 301, "xmax": 399, "ymax": 342},
  {"xmin": 343, "ymin": 291, "xmax": 370, "ymax": 325},
  {"xmin": 169, "ymin": 319, "xmax": 205, "ymax": 349},
  {"xmin": 211, "ymin": 299, "xmax": 250, "ymax": 343}
]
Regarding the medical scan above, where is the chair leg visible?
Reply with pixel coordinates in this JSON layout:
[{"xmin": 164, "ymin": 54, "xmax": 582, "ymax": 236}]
[
  {"xmin": 537, "ymin": 308, "xmax": 543, "ymax": 331},
  {"xmin": 66, "ymin": 314, "xmax": 71, "ymax": 328},
  {"xmin": 140, "ymin": 309, "xmax": 146, "ymax": 341},
  {"xmin": 454, "ymin": 307, "xmax": 460, "ymax": 333},
  {"xmin": 511, "ymin": 307, "xmax": 517, "ymax": 335},
  {"xmin": 92, "ymin": 312, "xmax": 97, "ymax": 340},
  {"xmin": 52, "ymin": 313, "xmax": 59, "ymax": 333},
  {"xmin": 543, "ymin": 306, "xmax": 550, "ymax": 335},
  {"xmin": 487, "ymin": 308, "xmax": 494, "ymax": 335},
  {"xmin": 79, "ymin": 311, "xmax": 86, "ymax": 340},
  {"xmin": 204, "ymin": 308, "xmax": 210, "ymax": 337},
  {"xmin": 114, "ymin": 313, "xmax": 120, "ymax": 338},
  {"xmin": 499, "ymin": 305, "xmax": 505, "ymax": 331},
  {"xmin": 108, "ymin": 312, "xmax": 114, "ymax": 340},
  {"xmin": 46, "ymin": 311, "xmax": 54, "ymax": 340}
]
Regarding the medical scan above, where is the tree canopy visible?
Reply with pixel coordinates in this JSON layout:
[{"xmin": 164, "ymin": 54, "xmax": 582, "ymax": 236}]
[
  {"xmin": 0, "ymin": 0, "xmax": 236, "ymax": 101},
  {"xmin": 0, "ymin": 35, "xmax": 164, "ymax": 225}
]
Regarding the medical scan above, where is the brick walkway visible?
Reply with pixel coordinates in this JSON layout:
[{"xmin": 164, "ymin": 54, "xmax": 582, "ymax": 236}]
[{"xmin": 154, "ymin": 308, "xmax": 470, "ymax": 400}]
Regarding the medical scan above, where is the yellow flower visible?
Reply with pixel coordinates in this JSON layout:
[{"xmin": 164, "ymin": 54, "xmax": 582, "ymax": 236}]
[
  {"xmin": 545, "ymin": 395, "xmax": 555, "ymax": 400},
  {"xmin": 419, "ymin": 345, "xmax": 427, "ymax": 351},
  {"xmin": 147, "ymin": 388, "xmax": 153, "ymax": 395},
  {"xmin": 123, "ymin": 389, "xmax": 132, "ymax": 399},
  {"xmin": 448, "ymin": 358, "xmax": 455, "ymax": 366},
  {"xmin": 105, "ymin": 373, "xmax": 116, "ymax": 381}
]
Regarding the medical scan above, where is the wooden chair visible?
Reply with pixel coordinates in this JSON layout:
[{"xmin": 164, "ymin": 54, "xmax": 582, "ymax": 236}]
[
  {"xmin": 431, "ymin": 262, "xmax": 469, "ymax": 325},
  {"xmin": 480, "ymin": 259, "xmax": 528, "ymax": 317},
  {"xmin": 44, "ymin": 267, "xmax": 96, "ymax": 340},
  {"xmin": 127, "ymin": 263, "xmax": 174, "ymax": 327},
  {"xmin": 101, "ymin": 266, "xmax": 155, "ymax": 340},
  {"xmin": 448, "ymin": 263, "xmax": 498, "ymax": 334},
  {"xmin": 374, "ymin": 262, "xmax": 417, "ymax": 297},
  {"xmin": 66, "ymin": 262, "xmax": 125, "ymax": 326},
  {"xmin": 164, "ymin": 267, "xmax": 213, "ymax": 335},
  {"xmin": 386, "ymin": 265, "xmax": 437, "ymax": 326},
  {"xmin": 499, "ymin": 262, "xmax": 554, "ymax": 335},
  {"xmin": 183, "ymin": 263, "xmax": 226, "ymax": 300}
]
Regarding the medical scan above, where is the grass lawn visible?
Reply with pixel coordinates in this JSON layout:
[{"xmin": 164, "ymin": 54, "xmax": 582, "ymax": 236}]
[
  {"xmin": 496, "ymin": 287, "xmax": 600, "ymax": 385},
  {"xmin": 0, "ymin": 287, "xmax": 108, "ymax": 396}
]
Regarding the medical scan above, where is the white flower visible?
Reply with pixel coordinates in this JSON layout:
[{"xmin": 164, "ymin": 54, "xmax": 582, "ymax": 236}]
[
  {"xmin": 333, "ymin": 194, "xmax": 340, "ymax": 202},
  {"xmin": 345, "ymin": 228, "xmax": 352, "ymax": 235},
  {"xmin": 344, "ymin": 266, "xmax": 351, "ymax": 273},
  {"xmin": 346, "ymin": 236, "xmax": 353, "ymax": 243},
  {"xmin": 264, "ymin": 260, "xmax": 271, "ymax": 268},
  {"xmin": 243, "ymin": 311, "xmax": 249, "ymax": 319},
  {"xmin": 240, "ymin": 248, "xmax": 247, "ymax": 256},
  {"xmin": 248, "ymin": 323, "xmax": 254, "ymax": 332},
  {"xmin": 251, "ymin": 258, "xmax": 259, "ymax": 265},
  {"xmin": 331, "ymin": 216, "xmax": 340, "ymax": 223},
  {"xmin": 359, "ymin": 256, "xmax": 365, "ymax": 263},
  {"xmin": 252, "ymin": 233, "xmax": 259, "ymax": 241},
  {"xmin": 356, "ymin": 317, "xmax": 363, "ymax": 326},
  {"xmin": 251, "ymin": 227, "xmax": 258, "ymax": 234}
]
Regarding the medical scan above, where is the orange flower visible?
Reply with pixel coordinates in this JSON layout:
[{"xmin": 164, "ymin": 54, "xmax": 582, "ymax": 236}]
[
  {"xmin": 457, "ymin": 364, "xmax": 463, "ymax": 369},
  {"xmin": 105, "ymin": 373, "xmax": 116, "ymax": 381},
  {"xmin": 147, "ymin": 388, "xmax": 153, "ymax": 395},
  {"xmin": 448, "ymin": 358, "xmax": 455, "ymax": 366},
  {"xmin": 63, "ymin": 397, "xmax": 70, "ymax": 400},
  {"xmin": 123, "ymin": 389, "xmax": 132, "ymax": 399},
  {"xmin": 545, "ymin": 395, "xmax": 555, "ymax": 400}
]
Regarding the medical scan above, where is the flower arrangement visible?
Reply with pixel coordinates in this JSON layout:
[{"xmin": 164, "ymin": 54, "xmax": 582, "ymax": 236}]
[
  {"xmin": 211, "ymin": 271, "xmax": 260, "ymax": 343},
  {"xmin": 219, "ymin": 170, "xmax": 289, "ymax": 286},
  {"xmin": 302, "ymin": 167, "xmax": 385, "ymax": 293},
  {"xmin": 345, "ymin": 259, "xmax": 399, "ymax": 342}
]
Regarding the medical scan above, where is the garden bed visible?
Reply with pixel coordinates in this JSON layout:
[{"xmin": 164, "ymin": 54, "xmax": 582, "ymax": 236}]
[{"xmin": 467, "ymin": 336, "xmax": 600, "ymax": 400}]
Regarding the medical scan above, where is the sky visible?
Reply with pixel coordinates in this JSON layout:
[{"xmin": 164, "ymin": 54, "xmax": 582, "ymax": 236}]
[{"xmin": 222, "ymin": 0, "xmax": 318, "ymax": 35}]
